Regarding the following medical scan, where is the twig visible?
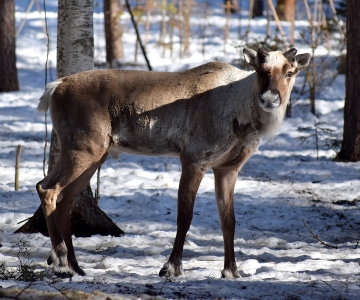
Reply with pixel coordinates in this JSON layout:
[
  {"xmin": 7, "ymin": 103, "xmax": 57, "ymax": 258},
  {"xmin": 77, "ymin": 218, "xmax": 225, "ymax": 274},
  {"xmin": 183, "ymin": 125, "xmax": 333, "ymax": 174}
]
[
  {"xmin": 125, "ymin": 0, "xmax": 152, "ymax": 71},
  {"xmin": 43, "ymin": 0, "xmax": 50, "ymax": 177},
  {"xmin": 355, "ymin": 241, "xmax": 359, "ymax": 249},
  {"xmin": 337, "ymin": 278, "xmax": 349, "ymax": 293},
  {"xmin": 250, "ymin": 225, "xmax": 267, "ymax": 235},
  {"xmin": 328, "ymin": 0, "xmax": 345, "ymax": 40},
  {"xmin": 17, "ymin": 209, "xmax": 43, "ymax": 224},
  {"xmin": 16, "ymin": 0, "xmax": 35, "ymax": 37},
  {"xmin": 159, "ymin": 275, "xmax": 171, "ymax": 294},
  {"xmin": 266, "ymin": 0, "xmax": 287, "ymax": 47},
  {"xmin": 319, "ymin": 279, "xmax": 336, "ymax": 291},
  {"xmin": 302, "ymin": 219, "xmax": 338, "ymax": 249}
]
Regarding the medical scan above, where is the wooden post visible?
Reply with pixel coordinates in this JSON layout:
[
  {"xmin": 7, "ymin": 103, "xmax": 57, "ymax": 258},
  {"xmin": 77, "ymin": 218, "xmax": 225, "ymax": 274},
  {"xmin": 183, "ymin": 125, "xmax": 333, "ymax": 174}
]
[
  {"xmin": 15, "ymin": 145, "xmax": 21, "ymax": 191},
  {"xmin": 95, "ymin": 166, "xmax": 101, "ymax": 204}
]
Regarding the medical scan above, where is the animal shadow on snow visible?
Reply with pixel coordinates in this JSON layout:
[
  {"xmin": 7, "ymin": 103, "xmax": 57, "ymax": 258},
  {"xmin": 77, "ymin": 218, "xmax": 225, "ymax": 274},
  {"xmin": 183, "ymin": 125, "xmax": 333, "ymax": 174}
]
[{"xmin": 87, "ymin": 184, "xmax": 360, "ymax": 278}]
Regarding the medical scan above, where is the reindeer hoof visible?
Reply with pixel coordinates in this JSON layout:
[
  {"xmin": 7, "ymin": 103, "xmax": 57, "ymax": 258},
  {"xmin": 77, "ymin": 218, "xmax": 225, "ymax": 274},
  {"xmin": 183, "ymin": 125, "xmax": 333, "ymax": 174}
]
[
  {"xmin": 221, "ymin": 268, "xmax": 240, "ymax": 279},
  {"xmin": 47, "ymin": 251, "xmax": 58, "ymax": 266},
  {"xmin": 53, "ymin": 266, "xmax": 75, "ymax": 278},
  {"xmin": 72, "ymin": 264, "xmax": 86, "ymax": 276},
  {"xmin": 48, "ymin": 252, "xmax": 86, "ymax": 277},
  {"xmin": 159, "ymin": 262, "xmax": 184, "ymax": 277},
  {"xmin": 53, "ymin": 265, "xmax": 85, "ymax": 278}
]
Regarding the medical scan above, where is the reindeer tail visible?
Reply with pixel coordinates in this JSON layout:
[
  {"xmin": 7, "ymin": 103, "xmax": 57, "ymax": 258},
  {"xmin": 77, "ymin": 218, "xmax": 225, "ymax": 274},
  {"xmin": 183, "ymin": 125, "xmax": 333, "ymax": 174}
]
[{"xmin": 37, "ymin": 80, "xmax": 62, "ymax": 112}]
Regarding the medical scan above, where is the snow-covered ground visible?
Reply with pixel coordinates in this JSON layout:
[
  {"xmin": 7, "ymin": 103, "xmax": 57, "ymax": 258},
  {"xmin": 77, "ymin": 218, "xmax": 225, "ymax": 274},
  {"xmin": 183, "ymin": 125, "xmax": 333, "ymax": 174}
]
[{"xmin": 1, "ymin": 1, "xmax": 359, "ymax": 299}]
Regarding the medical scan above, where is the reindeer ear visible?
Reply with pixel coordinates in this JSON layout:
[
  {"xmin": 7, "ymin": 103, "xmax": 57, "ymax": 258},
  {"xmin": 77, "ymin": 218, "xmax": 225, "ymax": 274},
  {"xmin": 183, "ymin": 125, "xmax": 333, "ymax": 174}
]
[
  {"xmin": 293, "ymin": 53, "xmax": 311, "ymax": 72},
  {"xmin": 243, "ymin": 48, "xmax": 258, "ymax": 69}
]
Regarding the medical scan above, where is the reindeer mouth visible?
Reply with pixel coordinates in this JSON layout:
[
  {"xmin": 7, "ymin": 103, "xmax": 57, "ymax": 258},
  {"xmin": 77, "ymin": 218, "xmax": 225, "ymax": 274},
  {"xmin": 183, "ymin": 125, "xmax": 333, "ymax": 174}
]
[{"xmin": 258, "ymin": 91, "xmax": 281, "ymax": 112}]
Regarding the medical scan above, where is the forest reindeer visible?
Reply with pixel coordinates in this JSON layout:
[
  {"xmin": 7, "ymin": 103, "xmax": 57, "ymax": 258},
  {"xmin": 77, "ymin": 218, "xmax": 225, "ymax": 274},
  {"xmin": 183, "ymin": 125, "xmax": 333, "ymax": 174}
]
[{"xmin": 36, "ymin": 48, "xmax": 310, "ymax": 278}]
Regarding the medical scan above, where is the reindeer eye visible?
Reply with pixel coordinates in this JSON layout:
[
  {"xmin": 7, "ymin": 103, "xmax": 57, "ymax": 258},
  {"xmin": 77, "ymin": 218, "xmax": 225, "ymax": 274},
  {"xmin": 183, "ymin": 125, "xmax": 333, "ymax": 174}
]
[{"xmin": 286, "ymin": 72, "xmax": 293, "ymax": 78}]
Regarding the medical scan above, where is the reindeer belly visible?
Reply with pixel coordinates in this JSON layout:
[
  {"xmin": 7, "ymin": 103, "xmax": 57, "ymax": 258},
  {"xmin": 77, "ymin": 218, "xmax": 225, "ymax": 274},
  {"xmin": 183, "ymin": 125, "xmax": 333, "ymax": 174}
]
[
  {"xmin": 108, "ymin": 110, "xmax": 184, "ymax": 158},
  {"xmin": 108, "ymin": 136, "xmax": 182, "ymax": 157}
]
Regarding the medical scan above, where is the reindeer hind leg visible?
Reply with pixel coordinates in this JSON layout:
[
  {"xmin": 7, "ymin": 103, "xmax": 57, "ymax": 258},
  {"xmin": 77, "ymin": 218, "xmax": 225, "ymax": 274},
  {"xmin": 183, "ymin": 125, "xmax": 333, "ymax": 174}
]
[
  {"xmin": 54, "ymin": 152, "xmax": 109, "ymax": 276},
  {"xmin": 37, "ymin": 150, "xmax": 108, "ymax": 278}
]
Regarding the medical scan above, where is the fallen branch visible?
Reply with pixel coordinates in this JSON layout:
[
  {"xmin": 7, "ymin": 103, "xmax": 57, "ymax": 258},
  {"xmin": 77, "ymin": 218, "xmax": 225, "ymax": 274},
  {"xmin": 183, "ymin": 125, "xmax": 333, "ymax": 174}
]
[
  {"xmin": 16, "ymin": 209, "xmax": 43, "ymax": 224},
  {"xmin": 250, "ymin": 225, "xmax": 267, "ymax": 235},
  {"xmin": 319, "ymin": 279, "xmax": 336, "ymax": 291},
  {"xmin": 159, "ymin": 275, "xmax": 171, "ymax": 295},
  {"xmin": 302, "ymin": 219, "xmax": 338, "ymax": 249}
]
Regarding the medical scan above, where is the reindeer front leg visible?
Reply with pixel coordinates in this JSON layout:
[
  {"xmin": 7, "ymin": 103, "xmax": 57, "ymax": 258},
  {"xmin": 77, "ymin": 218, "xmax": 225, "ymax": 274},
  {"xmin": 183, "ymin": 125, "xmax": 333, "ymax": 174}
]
[
  {"xmin": 159, "ymin": 157, "xmax": 205, "ymax": 277},
  {"xmin": 212, "ymin": 166, "xmax": 239, "ymax": 278}
]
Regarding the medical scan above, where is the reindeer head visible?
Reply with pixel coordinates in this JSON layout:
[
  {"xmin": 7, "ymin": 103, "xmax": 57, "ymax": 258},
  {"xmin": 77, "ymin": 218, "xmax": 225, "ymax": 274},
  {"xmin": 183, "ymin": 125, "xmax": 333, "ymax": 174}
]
[{"xmin": 243, "ymin": 47, "xmax": 311, "ymax": 113}]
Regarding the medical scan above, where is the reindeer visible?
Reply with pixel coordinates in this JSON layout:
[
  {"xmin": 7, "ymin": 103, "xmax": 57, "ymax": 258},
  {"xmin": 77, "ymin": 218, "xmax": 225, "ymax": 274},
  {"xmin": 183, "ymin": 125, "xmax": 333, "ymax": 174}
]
[{"xmin": 36, "ymin": 47, "xmax": 310, "ymax": 279}]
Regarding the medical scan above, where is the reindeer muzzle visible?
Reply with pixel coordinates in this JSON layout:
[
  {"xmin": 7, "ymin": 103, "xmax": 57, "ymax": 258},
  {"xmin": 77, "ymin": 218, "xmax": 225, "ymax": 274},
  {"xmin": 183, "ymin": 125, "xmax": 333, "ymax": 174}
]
[{"xmin": 259, "ymin": 91, "xmax": 281, "ymax": 112}]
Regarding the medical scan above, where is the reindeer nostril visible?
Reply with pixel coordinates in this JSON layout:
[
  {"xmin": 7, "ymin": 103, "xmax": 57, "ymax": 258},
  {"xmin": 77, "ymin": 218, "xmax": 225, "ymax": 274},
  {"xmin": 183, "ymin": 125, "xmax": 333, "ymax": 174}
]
[{"xmin": 272, "ymin": 94, "xmax": 280, "ymax": 103}]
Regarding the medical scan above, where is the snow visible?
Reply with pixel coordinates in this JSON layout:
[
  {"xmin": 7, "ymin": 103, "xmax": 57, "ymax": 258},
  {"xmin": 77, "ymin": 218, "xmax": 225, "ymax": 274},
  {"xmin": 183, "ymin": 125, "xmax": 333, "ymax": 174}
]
[{"xmin": 1, "ymin": 0, "xmax": 359, "ymax": 299}]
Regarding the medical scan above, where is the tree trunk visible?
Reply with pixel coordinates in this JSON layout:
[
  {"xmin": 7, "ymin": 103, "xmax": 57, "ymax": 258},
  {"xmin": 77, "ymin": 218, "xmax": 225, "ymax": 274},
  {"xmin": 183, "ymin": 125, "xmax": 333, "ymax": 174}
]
[
  {"xmin": 16, "ymin": 0, "xmax": 124, "ymax": 237},
  {"xmin": 104, "ymin": 0, "xmax": 123, "ymax": 68},
  {"xmin": 253, "ymin": 0, "xmax": 264, "ymax": 18},
  {"xmin": 223, "ymin": 0, "xmax": 238, "ymax": 14},
  {"xmin": 56, "ymin": 0, "xmax": 94, "ymax": 76},
  {"xmin": 16, "ymin": 184, "xmax": 124, "ymax": 237},
  {"xmin": 0, "ymin": 0, "xmax": 19, "ymax": 92},
  {"xmin": 338, "ymin": 0, "xmax": 360, "ymax": 162},
  {"xmin": 276, "ymin": 0, "xmax": 296, "ymax": 22}
]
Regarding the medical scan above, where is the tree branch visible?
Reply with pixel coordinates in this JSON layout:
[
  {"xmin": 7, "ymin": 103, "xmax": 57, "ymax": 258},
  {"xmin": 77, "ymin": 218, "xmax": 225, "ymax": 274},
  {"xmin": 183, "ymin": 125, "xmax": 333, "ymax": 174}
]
[
  {"xmin": 125, "ymin": 0, "xmax": 152, "ymax": 71},
  {"xmin": 302, "ymin": 219, "xmax": 338, "ymax": 249}
]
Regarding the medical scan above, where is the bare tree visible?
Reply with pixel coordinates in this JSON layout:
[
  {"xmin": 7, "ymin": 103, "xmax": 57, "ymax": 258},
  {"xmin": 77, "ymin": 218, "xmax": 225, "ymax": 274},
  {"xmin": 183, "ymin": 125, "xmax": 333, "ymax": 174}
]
[
  {"xmin": 338, "ymin": 0, "xmax": 360, "ymax": 161},
  {"xmin": 182, "ymin": 0, "xmax": 192, "ymax": 57},
  {"xmin": 144, "ymin": 0, "xmax": 155, "ymax": 47},
  {"xmin": 104, "ymin": 0, "xmax": 124, "ymax": 68},
  {"xmin": 276, "ymin": 0, "xmax": 296, "ymax": 22},
  {"xmin": 16, "ymin": 0, "xmax": 123, "ymax": 237},
  {"xmin": 0, "ymin": 0, "xmax": 19, "ymax": 92}
]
